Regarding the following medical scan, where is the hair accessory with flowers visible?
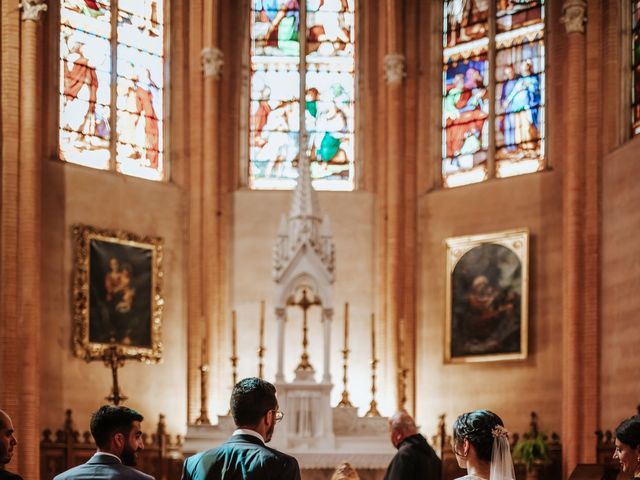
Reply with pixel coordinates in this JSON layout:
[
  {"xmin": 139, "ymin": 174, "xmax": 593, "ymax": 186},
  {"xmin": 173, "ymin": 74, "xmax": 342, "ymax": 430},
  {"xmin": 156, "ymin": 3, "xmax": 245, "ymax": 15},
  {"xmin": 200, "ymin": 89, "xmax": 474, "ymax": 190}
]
[{"xmin": 492, "ymin": 425, "xmax": 509, "ymax": 439}]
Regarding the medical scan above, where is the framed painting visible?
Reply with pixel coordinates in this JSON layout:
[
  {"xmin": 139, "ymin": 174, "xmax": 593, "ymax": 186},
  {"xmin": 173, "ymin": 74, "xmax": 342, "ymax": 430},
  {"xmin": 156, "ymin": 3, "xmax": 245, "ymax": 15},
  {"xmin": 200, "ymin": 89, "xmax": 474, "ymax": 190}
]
[
  {"xmin": 444, "ymin": 228, "xmax": 528, "ymax": 363},
  {"xmin": 72, "ymin": 224, "xmax": 164, "ymax": 363}
]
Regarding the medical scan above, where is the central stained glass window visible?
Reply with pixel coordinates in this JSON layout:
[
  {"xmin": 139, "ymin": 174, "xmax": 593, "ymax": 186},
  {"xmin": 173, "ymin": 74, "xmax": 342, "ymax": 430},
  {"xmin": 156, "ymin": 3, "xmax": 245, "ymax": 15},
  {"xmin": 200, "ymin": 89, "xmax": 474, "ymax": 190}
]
[{"xmin": 249, "ymin": 0, "xmax": 356, "ymax": 191}]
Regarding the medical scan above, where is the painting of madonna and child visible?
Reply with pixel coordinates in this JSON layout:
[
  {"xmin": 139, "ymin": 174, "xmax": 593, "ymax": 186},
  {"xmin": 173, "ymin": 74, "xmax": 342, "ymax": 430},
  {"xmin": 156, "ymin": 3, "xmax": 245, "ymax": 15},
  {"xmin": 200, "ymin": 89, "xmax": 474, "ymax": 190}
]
[
  {"xmin": 72, "ymin": 225, "xmax": 164, "ymax": 362},
  {"xmin": 445, "ymin": 229, "xmax": 529, "ymax": 363}
]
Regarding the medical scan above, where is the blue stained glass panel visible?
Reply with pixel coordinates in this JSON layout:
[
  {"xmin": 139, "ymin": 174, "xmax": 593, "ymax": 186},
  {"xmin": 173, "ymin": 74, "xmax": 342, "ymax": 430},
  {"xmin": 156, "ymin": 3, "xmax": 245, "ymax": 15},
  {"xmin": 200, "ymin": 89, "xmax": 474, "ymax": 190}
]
[{"xmin": 494, "ymin": 27, "xmax": 544, "ymax": 176}]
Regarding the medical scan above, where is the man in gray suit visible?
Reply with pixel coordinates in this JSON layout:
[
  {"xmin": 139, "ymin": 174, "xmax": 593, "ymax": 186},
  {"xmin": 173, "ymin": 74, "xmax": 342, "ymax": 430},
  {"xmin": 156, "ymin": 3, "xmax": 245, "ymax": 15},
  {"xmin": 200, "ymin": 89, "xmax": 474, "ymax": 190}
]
[{"xmin": 54, "ymin": 405, "xmax": 154, "ymax": 480}]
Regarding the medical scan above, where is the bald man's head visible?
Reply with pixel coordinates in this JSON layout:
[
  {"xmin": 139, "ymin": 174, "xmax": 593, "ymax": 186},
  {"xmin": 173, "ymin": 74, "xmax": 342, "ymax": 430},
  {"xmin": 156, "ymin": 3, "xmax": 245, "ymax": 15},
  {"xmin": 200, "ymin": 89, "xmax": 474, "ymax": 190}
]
[
  {"xmin": 0, "ymin": 410, "xmax": 17, "ymax": 467},
  {"xmin": 388, "ymin": 411, "xmax": 418, "ymax": 448}
]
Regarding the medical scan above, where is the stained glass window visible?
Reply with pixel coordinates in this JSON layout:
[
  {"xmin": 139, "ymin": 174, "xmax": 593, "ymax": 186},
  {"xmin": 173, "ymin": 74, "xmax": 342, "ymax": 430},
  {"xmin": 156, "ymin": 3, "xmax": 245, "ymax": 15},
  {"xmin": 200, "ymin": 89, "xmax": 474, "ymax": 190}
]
[
  {"xmin": 59, "ymin": 0, "xmax": 165, "ymax": 181},
  {"xmin": 633, "ymin": 0, "xmax": 640, "ymax": 136},
  {"xmin": 442, "ymin": 1, "xmax": 545, "ymax": 188},
  {"xmin": 250, "ymin": 0, "xmax": 356, "ymax": 191}
]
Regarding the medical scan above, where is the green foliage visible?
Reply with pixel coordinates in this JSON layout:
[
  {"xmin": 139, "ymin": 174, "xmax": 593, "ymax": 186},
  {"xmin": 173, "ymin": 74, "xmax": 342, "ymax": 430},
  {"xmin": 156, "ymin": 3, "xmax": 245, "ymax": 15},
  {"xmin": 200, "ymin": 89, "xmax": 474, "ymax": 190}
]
[{"xmin": 513, "ymin": 433, "xmax": 551, "ymax": 471}]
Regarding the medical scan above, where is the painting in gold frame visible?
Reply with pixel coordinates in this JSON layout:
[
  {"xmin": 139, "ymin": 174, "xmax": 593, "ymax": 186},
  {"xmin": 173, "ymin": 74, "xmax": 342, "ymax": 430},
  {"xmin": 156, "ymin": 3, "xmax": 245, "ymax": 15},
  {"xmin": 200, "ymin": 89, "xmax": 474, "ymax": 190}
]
[
  {"xmin": 444, "ymin": 228, "xmax": 528, "ymax": 363},
  {"xmin": 72, "ymin": 224, "xmax": 164, "ymax": 363}
]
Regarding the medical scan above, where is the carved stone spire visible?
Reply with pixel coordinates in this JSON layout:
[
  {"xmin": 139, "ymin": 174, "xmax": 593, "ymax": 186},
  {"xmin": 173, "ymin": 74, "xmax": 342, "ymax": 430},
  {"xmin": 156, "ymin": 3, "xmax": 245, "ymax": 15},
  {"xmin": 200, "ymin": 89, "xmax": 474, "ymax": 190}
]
[{"xmin": 273, "ymin": 155, "xmax": 335, "ymax": 282}]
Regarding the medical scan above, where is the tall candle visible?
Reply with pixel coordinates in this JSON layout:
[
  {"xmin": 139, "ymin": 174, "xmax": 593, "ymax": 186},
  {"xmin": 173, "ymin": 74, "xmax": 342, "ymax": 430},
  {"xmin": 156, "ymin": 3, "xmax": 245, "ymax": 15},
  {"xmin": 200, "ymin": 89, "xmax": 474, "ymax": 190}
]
[
  {"xmin": 232, "ymin": 310, "xmax": 237, "ymax": 357},
  {"xmin": 259, "ymin": 300, "xmax": 265, "ymax": 348},
  {"xmin": 344, "ymin": 303, "xmax": 349, "ymax": 350},
  {"xmin": 201, "ymin": 315, "xmax": 208, "ymax": 364},
  {"xmin": 371, "ymin": 313, "xmax": 376, "ymax": 359},
  {"xmin": 398, "ymin": 317, "xmax": 405, "ymax": 368}
]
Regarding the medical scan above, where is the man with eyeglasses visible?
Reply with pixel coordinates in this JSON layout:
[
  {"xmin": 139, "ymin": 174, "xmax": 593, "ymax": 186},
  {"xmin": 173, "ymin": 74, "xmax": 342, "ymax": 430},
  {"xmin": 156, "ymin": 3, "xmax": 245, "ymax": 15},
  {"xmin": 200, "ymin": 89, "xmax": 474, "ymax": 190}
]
[{"xmin": 181, "ymin": 377, "xmax": 300, "ymax": 480}]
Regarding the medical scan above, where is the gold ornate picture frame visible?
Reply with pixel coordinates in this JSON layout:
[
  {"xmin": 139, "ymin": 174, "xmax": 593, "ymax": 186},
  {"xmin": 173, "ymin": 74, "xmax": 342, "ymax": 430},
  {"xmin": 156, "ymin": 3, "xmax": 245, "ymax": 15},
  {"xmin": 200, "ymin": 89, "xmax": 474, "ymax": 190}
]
[
  {"xmin": 72, "ymin": 224, "xmax": 164, "ymax": 363},
  {"xmin": 444, "ymin": 228, "xmax": 529, "ymax": 363}
]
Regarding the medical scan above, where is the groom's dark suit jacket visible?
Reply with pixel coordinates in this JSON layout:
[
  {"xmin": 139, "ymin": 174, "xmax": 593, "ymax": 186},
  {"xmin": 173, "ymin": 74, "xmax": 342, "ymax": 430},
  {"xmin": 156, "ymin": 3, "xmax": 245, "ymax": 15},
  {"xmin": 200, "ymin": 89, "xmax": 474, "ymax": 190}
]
[{"xmin": 181, "ymin": 434, "xmax": 301, "ymax": 480}]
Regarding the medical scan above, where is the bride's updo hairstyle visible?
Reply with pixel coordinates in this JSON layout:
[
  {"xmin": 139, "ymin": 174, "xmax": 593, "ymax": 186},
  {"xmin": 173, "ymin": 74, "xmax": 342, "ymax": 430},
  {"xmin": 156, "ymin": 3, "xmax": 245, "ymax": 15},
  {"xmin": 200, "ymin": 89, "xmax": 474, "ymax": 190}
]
[
  {"xmin": 615, "ymin": 415, "xmax": 640, "ymax": 448},
  {"xmin": 453, "ymin": 410, "xmax": 505, "ymax": 462}
]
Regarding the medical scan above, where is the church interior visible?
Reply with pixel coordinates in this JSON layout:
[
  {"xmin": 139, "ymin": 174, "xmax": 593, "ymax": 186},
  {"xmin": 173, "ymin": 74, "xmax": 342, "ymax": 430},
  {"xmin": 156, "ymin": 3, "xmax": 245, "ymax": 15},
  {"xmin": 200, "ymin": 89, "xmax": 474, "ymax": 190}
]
[{"xmin": 1, "ymin": 0, "xmax": 640, "ymax": 479}]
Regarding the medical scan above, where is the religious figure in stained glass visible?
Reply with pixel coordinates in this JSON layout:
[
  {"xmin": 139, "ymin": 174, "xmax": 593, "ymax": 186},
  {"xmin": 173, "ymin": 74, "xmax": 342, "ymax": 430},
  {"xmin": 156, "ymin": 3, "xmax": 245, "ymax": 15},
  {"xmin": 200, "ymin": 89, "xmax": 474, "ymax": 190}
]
[
  {"xmin": 445, "ymin": 0, "xmax": 489, "ymax": 48},
  {"xmin": 443, "ymin": 60, "xmax": 489, "ymax": 176},
  {"xmin": 442, "ymin": 0, "xmax": 544, "ymax": 187},
  {"xmin": 59, "ymin": 0, "xmax": 165, "ymax": 181},
  {"xmin": 250, "ymin": 0, "xmax": 355, "ymax": 191},
  {"xmin": 498, "ymin": 61, "xmax": 540, "ymax": 154},
  {"xmin": 633, "ymin": 0, "xmax": 640, "ymax": 136}
]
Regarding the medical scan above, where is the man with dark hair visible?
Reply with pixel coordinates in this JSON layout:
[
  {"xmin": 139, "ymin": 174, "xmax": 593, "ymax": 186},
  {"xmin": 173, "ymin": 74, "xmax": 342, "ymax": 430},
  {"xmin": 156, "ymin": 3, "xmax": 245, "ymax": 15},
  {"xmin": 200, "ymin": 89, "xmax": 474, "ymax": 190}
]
[
  {"xmin": 0, "ymin": 410, "xmax": 22, "ymax": 480},
  {"xmin": 182, "ymin": 377, "xmax": 300, "ymax": 480},
  {"xmin": 54, "ymin": 405, "xmax": 154, "ymax": 480},
  {"xmin": 383, "ymin": 411, "xmax": 441, "ymax": 480}
]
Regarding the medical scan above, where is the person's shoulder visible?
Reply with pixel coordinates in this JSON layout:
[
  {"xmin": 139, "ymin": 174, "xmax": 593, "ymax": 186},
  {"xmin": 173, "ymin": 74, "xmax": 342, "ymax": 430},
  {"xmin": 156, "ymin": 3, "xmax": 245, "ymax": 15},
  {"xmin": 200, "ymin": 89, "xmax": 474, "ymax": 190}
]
[
  {"xmin": 52, "ymin": 463, "xmax": 86, "ymax": 480},
  {"xmin": 262, "ymin": 447, "xmax": 300, "ymax": 472},
  {"xmin": 124, "ymin": 465, "xmax": 155, "ymax": 480},
  {"xmin": 0, "ymin": 471, "xmax": 23, "ymax": 480}
]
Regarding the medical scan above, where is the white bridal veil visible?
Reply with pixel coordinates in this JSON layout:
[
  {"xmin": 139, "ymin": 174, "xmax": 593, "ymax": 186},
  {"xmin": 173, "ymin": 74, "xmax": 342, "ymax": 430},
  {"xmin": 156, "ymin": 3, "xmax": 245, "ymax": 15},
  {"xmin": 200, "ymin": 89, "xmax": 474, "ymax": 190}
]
[{"xmin": 490, "ymin": 425, "xmax": 516, "ymax": 480}]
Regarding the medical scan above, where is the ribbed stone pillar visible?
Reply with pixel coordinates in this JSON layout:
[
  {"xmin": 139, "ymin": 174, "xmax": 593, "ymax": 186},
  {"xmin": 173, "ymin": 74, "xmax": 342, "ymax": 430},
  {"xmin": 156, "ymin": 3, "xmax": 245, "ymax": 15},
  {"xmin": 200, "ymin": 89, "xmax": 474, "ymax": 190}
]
[
  {"xmin": 560, "ymin": 0, "xmax": 587, "ymax": 477},
  {"xmin": 201, "ymin": 0, "xmax": 223, "ymax": 417},
  {"xmin": 0, "ymin": 0, "xmax": 22, "ymax": 472},
  {"xmin": 17, "ymin": 1, "xmax": 47, "ymax": 478},
  {"xmin": 187, "ymin": 0, "xmax": 205, "ymax": 424},
  {"xmin": 384, "ymin": 0, "xmax": 405, "ymax": 412}
]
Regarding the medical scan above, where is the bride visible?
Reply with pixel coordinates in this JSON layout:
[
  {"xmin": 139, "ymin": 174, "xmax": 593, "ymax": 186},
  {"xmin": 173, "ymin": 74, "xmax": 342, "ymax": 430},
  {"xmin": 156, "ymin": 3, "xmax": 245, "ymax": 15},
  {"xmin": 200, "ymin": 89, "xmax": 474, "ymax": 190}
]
[{"xmin": 452, "ymin": 410, "xmax": 515, "ymax": 480}]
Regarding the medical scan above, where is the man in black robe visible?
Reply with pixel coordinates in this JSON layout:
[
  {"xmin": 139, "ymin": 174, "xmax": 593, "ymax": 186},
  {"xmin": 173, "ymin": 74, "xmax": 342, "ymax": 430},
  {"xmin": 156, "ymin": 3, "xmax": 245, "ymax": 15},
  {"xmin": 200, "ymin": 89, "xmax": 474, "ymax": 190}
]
[{"xmin": 384, "ymin": 411, "xmax": 441, "ymax": 480}]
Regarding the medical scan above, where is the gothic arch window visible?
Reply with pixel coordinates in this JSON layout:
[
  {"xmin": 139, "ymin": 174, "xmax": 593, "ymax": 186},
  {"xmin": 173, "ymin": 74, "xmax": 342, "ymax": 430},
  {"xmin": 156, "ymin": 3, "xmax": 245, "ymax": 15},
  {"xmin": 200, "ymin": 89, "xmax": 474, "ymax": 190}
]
[
  {"xmin": 633, "ymin": 0, "xmax": 640, "ymax": 136},
  {"xmin": 249, "ymin": 0, "xmax": 356, "ymax": 191},
  {"xmin": 59, "ymin": 0, "xmax": 166, "ymax": 181},
  {"xmin": 442, "ymin": 1, "xmax": 545, "ymax": 188}
]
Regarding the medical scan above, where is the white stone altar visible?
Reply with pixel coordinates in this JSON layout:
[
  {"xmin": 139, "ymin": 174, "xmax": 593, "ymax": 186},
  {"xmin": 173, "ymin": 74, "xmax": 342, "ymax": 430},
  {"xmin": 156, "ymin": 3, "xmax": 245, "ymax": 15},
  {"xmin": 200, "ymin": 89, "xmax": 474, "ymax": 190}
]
[{"xmin": 183, "ymin": 156, "xmax": 395, "ymax": 477}]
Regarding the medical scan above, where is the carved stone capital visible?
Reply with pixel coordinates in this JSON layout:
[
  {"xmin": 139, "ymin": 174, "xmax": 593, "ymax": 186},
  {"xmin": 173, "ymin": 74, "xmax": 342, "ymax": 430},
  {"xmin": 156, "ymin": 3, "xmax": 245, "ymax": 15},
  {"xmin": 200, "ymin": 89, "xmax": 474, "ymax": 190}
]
[
  {"xmin": 201, "ymin": 46, "xmax": 224, "ymax": 79},
  {"xmin": 383, "ymin": 53, "xmax": 406, "ymax": 85},
  {"xmin": 20, "ymin": 0, "xmax": 47, "ymax": 22},
  {"xmin": 561, "ymin": 0, "xmax": 587, "ymax": 34}
]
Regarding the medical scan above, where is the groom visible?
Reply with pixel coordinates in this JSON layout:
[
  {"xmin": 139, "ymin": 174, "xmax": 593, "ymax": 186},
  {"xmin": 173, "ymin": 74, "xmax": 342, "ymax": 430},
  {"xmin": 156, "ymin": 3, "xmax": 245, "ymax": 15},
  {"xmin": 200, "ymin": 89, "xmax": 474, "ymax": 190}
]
[{"xmin": 181, "ymin": 377, "xmax": 300, "ymax": 480}]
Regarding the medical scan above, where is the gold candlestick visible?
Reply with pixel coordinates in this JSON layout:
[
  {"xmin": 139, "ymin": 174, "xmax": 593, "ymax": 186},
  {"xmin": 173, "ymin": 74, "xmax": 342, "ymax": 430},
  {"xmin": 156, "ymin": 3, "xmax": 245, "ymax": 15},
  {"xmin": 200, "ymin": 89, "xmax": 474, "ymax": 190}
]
[
  {"xmin": 365, "ymin": 313, "xmax": 381, "ymax": 417},
  {"xmin": 337, "ymin": 302, "xmax": 353, "ymax": 407},
  {"xmin": 230, "ymin": 310, "xmax": 238, "ymax": 387},
  {"xmin": 398, "ymin": 317, "xmax": 408, "ymax": 412},
  {"xmin": 195, "ymin": 335, "xmax": 211, "ymax": 425},
  {"xmin": 258, "ymin": 300, "xmax": 265, "ymax": 378}
]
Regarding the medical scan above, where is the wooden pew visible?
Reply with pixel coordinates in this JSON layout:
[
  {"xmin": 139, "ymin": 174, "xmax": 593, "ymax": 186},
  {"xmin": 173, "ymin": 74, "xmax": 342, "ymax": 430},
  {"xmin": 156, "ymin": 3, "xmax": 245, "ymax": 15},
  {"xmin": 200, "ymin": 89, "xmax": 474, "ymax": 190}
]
[{"xmin": 568, "ymin": 464, "xmax": 620, "ymax": 480}]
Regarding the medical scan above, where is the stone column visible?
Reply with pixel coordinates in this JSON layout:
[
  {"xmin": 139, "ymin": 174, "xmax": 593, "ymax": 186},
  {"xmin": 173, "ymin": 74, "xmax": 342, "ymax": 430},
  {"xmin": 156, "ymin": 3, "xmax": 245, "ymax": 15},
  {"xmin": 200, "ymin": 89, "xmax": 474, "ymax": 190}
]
[
  {"xmin": 18, "ymin": 1, "xmax": 47, "ymax": 478},
  {"xmin": 0, "ymin": 0, "xmax": 22, "ymax": 468},
  {"xmin": 201, "ymin": 0, "xmax": 223, "ymax": 417},
  {"xmin": 275, "ymin": 308, "xmax": 286, "ymax": 382},
  {"xmin": 384, "ymin": 0, "xmax": 405, "ymax": 412},
  {"xmin": 321, "ymin": 308, "xmax": 333, "ymax": 383},
  {"xmin": 187, "ymin": 0, "xmax": 205, "ymax": 424},
  {"xmin": 560, "ymin": 1, "xmax": 588, "ymax": 477}
]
